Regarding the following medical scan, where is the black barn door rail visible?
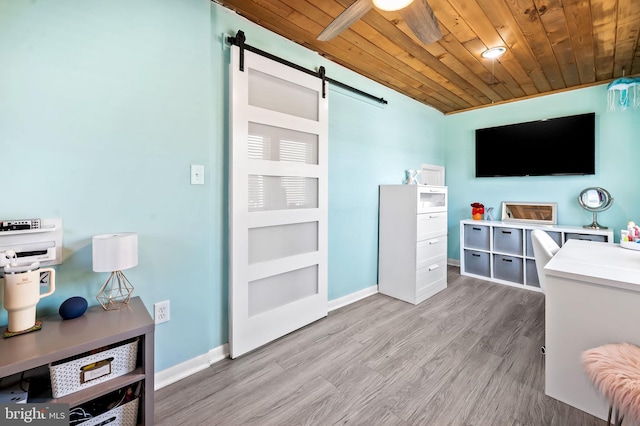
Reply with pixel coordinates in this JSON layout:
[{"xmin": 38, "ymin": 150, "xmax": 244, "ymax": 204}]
[{"xmin": 226, "ymin": 30, "xmax": 388, "ymax": 105}]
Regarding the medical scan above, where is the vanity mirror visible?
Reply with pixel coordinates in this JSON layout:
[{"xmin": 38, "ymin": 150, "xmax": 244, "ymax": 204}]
[
  {"xmin": 578, "ymin": 187, "xmax": 613, "ymax": 229},
  {"xmin": 501, "ymin": 202, "xmax": 557, "ymax": 224}
]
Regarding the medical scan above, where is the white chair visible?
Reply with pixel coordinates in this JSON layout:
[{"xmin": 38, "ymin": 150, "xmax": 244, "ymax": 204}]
[
  {"xmin": 531, "ymin": 230, "xmax": 561, "ymax": 355},
  {"xmin": 531, "ymin": 230, "xmax": 561, "ymax": 293}
]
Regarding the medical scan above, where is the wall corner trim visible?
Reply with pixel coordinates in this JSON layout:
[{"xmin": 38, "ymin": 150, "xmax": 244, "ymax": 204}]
[
  {"xmin": 154, "ymin": 344, "xmax": 229, "ymax": 391},
  {"xmin": 328, "ymin": 285, "xmax": 378, "ymax": 312}
]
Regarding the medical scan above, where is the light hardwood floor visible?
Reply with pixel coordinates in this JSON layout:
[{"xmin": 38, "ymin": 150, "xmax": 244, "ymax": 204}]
[{"xmin": 155, "ymin": 266, "xmax": 606, "ymax": 425}]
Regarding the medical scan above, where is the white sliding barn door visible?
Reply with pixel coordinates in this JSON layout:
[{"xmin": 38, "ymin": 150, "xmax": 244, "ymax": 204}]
[{"xmin": 229, "ymin": 46, "xmax": 328, "ymax": 358}]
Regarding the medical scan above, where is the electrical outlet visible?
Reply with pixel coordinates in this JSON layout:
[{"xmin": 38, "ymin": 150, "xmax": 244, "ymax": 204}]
[{"xmin": 154, "ymin": 300, "xmax": 170, "ymax": 324}]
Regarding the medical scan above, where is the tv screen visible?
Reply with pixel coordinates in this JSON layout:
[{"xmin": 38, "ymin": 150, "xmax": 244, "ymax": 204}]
[{"xmin": 475, "ymin": 112, "xmax": 595, "ymax": 177}]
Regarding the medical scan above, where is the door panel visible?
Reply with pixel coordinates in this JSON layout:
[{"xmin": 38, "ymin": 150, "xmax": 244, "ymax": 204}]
[{"xmin": 229, "ymin": 46, "xmax": 328, "ymax": 358}]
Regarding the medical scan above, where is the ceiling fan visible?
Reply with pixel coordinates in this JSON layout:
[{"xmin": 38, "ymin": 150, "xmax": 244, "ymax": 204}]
[{"xmin": 317, "ymin": 0, "xmax": 442, "ymax": 45}]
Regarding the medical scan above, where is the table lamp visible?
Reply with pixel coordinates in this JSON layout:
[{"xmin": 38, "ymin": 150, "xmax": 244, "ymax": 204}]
[{"xmin": 92, "ymin": 233, "xmax": 138, "ymax": 310}]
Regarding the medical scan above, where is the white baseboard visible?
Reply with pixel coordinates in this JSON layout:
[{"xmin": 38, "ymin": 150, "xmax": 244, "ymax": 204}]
[
  {"xmin": 154, "ymin": 285, "xmax": 379, "ymax": 391},
  {"xmin": 328, "ymin": 285, "xmax": 378, "ymax": 312},
  {"xmin": 154, "ymin": 343, "xmax": 229, "ymax": 391},
  {"xmin": 448, "ymin": 258, "xmax": 460, "ymax": 267}
]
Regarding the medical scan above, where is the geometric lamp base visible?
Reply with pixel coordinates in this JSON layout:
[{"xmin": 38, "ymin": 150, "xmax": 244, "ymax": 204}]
[{"xmin": 96, "ymin": 270, "xmax": 134, "ymax": 311}]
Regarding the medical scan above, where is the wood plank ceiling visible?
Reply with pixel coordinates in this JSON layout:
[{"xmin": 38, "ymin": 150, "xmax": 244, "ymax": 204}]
[{"xmin": 215, "ymin": 0, "xmax": 640, "ymax": 114}]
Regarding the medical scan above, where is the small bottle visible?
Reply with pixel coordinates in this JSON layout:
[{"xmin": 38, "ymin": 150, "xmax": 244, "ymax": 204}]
[
  {"xmin": 628, "ymin": 222, "xmax": 636, "ymax": 241},
  {"xmin": 622, "ymin": 230, "xmax": 629, "ymax": 242}
]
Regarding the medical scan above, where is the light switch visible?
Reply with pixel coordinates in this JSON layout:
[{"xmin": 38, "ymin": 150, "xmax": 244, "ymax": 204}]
[{"xmin": 191, "ymin": 165, "xmax": 205, "ymax": 185}]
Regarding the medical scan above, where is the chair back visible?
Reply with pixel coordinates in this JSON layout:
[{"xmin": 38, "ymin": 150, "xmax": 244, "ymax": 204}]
[{"xmin": 531, "ymin": 230, "xmax": 561, "ymax": 293}]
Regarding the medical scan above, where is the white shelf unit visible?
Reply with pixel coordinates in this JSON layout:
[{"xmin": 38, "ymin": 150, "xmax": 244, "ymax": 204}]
[
  {"xmin": 379, "ymin": 185, "xmax": 448, "ymax": 304},
  {"xmin": 459, "ymin": 220, "xmax": 614, "ymax": 291}
]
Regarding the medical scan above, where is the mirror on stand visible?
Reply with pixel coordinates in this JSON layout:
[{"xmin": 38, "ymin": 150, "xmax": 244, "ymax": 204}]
[{"xmin": 578, "ymin": 187, "xmax": 613, "ymax": 229}]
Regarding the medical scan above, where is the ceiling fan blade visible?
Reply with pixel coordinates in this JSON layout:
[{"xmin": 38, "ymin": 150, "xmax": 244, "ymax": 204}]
[
  {"xmin": 318, "ymin": 0, "xmax": 373, "ymax": 41},
  {"xmin": 400, "ymin": 0, "xmax": 442, "ymax": 45}
]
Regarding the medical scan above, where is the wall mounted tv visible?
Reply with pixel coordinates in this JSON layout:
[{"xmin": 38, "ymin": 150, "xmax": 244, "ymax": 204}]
[{"xmin": 475, "ymin": 112, "xmax": 595, "ymax": 177}]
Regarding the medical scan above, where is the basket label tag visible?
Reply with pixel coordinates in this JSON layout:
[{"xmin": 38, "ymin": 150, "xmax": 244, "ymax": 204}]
[{"xmin": 80, "ymin": 357, "xmax": 114, "ymax": 383}]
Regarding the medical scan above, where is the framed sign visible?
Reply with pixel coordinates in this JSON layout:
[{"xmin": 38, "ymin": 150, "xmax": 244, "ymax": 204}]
[{"xmin": 501, "ymin": 202, "xmax": 557, "ymax": 224}]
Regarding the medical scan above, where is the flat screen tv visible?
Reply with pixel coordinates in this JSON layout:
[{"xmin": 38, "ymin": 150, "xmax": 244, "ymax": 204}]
[{"xmin": 475, "ymin": 112, "xmax": 595, "ymax": 177}]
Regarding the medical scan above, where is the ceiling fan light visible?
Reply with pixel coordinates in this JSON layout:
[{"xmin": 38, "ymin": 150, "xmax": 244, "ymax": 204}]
[
  {"xmin": 372, "ymin": 0, "xmax": 415, "ymax": 12},
  {"xmin": 482, "ymin": 47, "xmax": 506, "ymax": 59}
]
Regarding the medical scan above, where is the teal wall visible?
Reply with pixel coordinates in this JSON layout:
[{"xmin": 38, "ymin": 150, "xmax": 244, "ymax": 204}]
[
  {"xmin": 1, "ymin": 0, "xmax": 218, "ymax": 372},
  {"xmin": 445, "ymin": 87, "xmax": 640, "ymax": 260},
  {"xmin": 1, "ymin": 1, "xmax": 443, "ymax": 372},
  {"xmin": 327, "ymin": 87, "xmax": 443, "ymax": 299}
]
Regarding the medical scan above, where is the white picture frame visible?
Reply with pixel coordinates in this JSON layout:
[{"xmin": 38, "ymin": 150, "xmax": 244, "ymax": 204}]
[
  {"xmin": 420, "ymin": 164, "xmax": 445, "ymax": 186},
  {"xmin": 501, "ymin": 202, "xmax": 558, "ymax": 225}
]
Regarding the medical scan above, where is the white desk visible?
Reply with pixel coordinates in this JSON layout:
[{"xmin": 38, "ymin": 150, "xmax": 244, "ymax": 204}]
[{"xmin": 544, "ymin": 239, "xmax": 640, "ymax": 420}]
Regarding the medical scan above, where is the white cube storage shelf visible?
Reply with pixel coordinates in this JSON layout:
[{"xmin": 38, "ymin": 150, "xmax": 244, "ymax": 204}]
[
  {"xmin": 460, "ymin": 220, "xmax": 613, "ymax": 291},
  {"xmin": 379, "ymin": 185, "xmax": 448, "ymax": 305}
]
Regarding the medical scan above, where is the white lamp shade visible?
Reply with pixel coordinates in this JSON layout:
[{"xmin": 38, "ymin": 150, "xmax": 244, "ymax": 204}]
[{"xmin": 92, "ymin": 233, "xmax": 138, "ymax": 272}]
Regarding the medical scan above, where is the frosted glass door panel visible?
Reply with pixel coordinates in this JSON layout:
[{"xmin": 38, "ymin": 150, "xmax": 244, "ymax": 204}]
[
  {"xmin": 248, "ymin": 69, "xmax": 318, "ymax": 121},
  {"xmin": 419, "ymin": 192, "xmax": 446, "ymax": 208},
  {"xmin": 230, "ymin": 46, "xmax": 327, "ymax": 358},
  {"xmin": 248, "ymin": 175, "xmax": 318, "ymax": 212},
  {"xmin": 249, "ymin": 265, "xmax": 318, "ymax": 317},
  {"xmin": 249, "ymin": 222, "xmax": 318, "ymax": 264},
  {"xmin": 248, "ymin": 122, "xmax": 318, "ymax": 164}
]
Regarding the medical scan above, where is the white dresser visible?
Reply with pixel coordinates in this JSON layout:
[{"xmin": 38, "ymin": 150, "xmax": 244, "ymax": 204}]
[{"xmin": 378, "ymin": 185, "xmax": 448, "ymax": 304}]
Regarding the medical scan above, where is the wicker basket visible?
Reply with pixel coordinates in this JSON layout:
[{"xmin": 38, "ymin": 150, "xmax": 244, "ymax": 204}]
[
  {"xmin": 78, "ymin": 398, "xmax": 139, "ymax": 426},
  {"xmin": 49, "ymin": 338, "xmax": 138, "ymax": 398}
]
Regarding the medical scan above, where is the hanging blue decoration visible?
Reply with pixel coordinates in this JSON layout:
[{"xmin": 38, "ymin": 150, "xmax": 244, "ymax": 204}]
[{"xmin": 607, "ymin": 76, "xmax": 640, "ymax": 110}]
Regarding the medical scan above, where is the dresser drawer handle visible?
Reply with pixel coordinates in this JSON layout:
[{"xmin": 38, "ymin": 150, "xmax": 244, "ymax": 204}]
[
  {"xmin": 501, "ymin": 230, "xmax": 512, "ymax": 234},
  {"xmin": 429, "ymin": 215, "xmax": 439, "ymax": 218},
  {"xmin": 428, "ymin": 264, "xmax": 440, "ymax": 271},
  {"xmin": 472, "ymin": 253, "xmax": 481, "ymax": 257},
  {"xmin": 428, "ymin": 239, "xmax": 440, "ymax": 245},
  {"xmin": 502, "ymin": 258, "xmax": 513, "ymax": 263},
  {"xmin": 472, "ymin": 227, "xmax": 482, "ymax": 231}
]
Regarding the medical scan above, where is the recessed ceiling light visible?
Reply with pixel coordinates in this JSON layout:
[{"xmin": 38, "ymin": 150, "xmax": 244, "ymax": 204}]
[
  {"xmin": 372, "ymin": 0, "xmax": 415, "ymax": 12},
  {"xmin": 481, "ymin": 47, "xmax": 507, "ymax": 59}
]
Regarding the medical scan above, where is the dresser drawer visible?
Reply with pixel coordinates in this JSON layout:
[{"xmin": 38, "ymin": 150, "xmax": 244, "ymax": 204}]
[
  {"xmin": 417, "ymin": 187, "xmax": 447, "ymax": 213},
  {"xmin": 417, "ymin": 237, "xmax": 447, "ymax": 269},
  {"xmin": 417, "ymin": 212, "xmax": 447, "ymax": 241},
  {"xmin": 416, "ymin": 257, "xmax": 447, "ymax": 294}
]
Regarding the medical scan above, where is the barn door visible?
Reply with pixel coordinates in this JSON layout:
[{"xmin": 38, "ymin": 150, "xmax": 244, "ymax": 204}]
[{"xmin": 228, "ymin": 45, "xmax": 328, "ymax": 358}]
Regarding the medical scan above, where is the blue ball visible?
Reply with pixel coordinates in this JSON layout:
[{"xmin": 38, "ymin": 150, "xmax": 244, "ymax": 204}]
[{"xmin": 59, "ymin": 297, "xmax": 88, "ymax": 320}]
